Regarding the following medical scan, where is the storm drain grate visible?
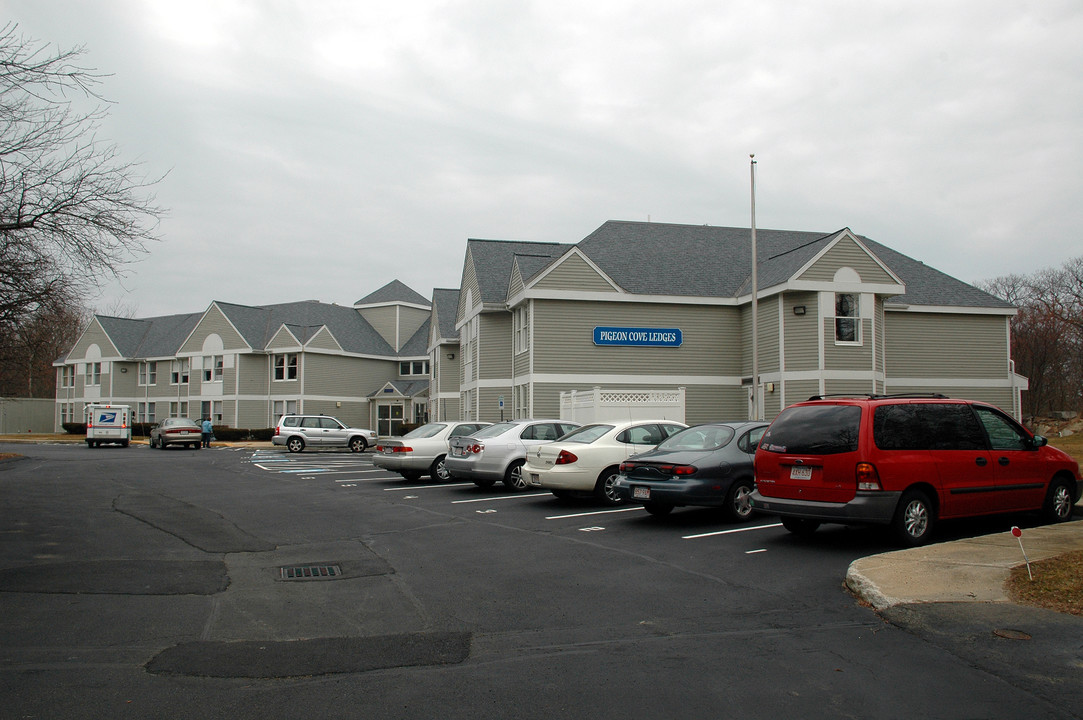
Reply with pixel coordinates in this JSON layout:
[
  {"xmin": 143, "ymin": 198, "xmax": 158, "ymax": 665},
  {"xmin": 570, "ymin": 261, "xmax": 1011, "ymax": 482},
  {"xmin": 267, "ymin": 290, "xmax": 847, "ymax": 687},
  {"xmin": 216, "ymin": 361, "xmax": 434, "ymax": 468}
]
[{"xmin": 279, "ymin": 564, "xmax": 342, "ymax": 580}]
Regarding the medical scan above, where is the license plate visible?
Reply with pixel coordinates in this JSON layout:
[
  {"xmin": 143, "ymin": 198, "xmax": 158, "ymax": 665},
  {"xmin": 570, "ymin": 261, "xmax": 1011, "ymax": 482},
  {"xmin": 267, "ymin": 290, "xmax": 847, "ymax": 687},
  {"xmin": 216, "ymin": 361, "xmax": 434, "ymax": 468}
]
[
  {"xmin": 633, "ymin": 487, "xmax": 650, "ymax": 499},
  {"xmin": 790, "ymin": 466, "xmax": 813, "ymax": 480},
  {"xmin": 383, "ymin": 447, "xmax": 394, "ymax": 454},
  {"xmin": 453, "ymin": 447, "xmax": 464, "ymax": 456}
]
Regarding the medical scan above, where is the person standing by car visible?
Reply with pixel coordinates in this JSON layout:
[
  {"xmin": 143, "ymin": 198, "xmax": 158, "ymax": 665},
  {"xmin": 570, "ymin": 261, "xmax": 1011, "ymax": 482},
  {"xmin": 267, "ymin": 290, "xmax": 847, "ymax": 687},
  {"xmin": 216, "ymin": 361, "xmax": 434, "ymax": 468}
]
[{"xmin": 201, "ymin": 417, "xmax": 213, "ymax": 448}]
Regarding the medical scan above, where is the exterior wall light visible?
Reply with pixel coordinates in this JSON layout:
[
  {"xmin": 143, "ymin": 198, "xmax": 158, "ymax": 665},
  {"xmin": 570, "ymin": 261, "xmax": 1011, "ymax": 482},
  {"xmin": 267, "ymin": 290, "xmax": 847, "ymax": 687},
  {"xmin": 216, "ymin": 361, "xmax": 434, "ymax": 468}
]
[
  {"xmin": 793, "ymin": 306, "xmax": 807, "ymax": 316},
  {"xmin": 446, "ymin": 353, "xmax": 456, "ymax": 359},
  {"xmin": 119, "ymin": 367, "xmax": 128, "ymax": 373}
]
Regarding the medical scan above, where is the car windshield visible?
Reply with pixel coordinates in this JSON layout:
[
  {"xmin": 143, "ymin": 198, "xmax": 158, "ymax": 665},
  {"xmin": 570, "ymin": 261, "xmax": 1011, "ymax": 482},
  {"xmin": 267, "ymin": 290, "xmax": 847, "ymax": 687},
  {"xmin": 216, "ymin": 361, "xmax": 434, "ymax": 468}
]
[
  {"xmin": 556, "ymin": 424, "xmax": 614, "ymax": 444},
  {"xmin": 471, "ymin": 422, "xmax": 517, "ymax": 439},
  {"xmin": 760, "ymin": 404, "xmax": 862, "ymax": 455},
  {"xmin": 404, "ymin": 423, "xmax": 447, "ymax": 439},
  {"xmin": 657, "ymin": 425, "xmax": 735, "ymax": 451}
]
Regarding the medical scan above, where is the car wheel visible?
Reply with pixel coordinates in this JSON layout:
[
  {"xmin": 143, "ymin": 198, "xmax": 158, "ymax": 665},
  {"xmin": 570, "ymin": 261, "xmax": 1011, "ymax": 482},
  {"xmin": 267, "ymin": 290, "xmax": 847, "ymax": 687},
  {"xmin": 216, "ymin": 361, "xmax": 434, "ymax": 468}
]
[
  {"xmin": 401, "ymin": 471, "xmax": 422, "ymax": 482},
  {"xmin": 430, "ymin": 455, "xmax": 450, "ymax": 481},
  {"xmin": 723, "ymin": 479, "xmax": 755, "ymax": 522},
  {"xmin": 1042, "ymin": 477, "xmax": 1074, "ymax": 523},
  {"xmin": 502, "ymin": 460, "xmax": 527, "ymax": 491},
  {"xmin": 349, "ymin": 437, "xmax": 366, "ymax": 453},
  {"xmin": 892, "ymin": 489, "xmax": 935, "ymax": 547},
  {"xmin": 593, "ymin": 466, "xmax": 623, "ymax": 505},
  {"xmin": 286, "ymin": 436, "xmax": 305, "ymax": 453},
  {"xmin": 644, "ymin": 501, "xmax": 673, "ymax": 517},
  {"xmin": 781, "ymin": 517, "xmax": 820, "ymax": 536}
]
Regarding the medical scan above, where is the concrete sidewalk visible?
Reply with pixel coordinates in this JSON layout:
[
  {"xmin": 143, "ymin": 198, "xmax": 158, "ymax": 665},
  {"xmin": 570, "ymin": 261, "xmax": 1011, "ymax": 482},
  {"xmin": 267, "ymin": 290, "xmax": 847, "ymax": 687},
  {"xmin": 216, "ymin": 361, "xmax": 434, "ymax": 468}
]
[{"xmin": 846, "ymin": 518, "xmax": 1083, "ymax": 610}]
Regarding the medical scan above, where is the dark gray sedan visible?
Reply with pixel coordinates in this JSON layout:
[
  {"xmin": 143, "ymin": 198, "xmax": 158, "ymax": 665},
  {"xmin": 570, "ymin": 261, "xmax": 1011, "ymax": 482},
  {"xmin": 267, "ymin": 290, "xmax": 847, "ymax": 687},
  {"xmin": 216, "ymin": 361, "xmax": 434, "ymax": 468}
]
[{"xmin": 612, "ymin": 422, "xmax": 768, "ymax": 520}]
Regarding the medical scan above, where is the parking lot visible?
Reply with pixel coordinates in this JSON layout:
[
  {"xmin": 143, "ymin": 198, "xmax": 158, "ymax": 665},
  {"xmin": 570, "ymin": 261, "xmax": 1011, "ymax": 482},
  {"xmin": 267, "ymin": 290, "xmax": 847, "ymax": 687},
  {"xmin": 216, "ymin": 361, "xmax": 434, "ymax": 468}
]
[{"xmin": 1, "ymin": 442, "xmax": 1078, "ymax": 719}]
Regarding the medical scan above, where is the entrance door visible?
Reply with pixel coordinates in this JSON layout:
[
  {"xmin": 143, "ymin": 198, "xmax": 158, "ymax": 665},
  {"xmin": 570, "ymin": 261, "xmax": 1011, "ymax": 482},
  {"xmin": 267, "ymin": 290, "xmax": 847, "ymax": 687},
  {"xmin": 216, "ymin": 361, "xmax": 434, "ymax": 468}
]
[{"xmin": 377, "ymin": 403, "xmax": 404, "ymax": 436}]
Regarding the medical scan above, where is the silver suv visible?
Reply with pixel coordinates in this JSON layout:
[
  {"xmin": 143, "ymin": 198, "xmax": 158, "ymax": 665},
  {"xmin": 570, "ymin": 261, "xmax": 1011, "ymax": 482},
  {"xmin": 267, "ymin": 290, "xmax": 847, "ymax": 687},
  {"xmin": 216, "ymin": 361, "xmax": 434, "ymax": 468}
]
[{"xmin": 272, "ymin": 414, "xmax": 377, "ymax": 453}]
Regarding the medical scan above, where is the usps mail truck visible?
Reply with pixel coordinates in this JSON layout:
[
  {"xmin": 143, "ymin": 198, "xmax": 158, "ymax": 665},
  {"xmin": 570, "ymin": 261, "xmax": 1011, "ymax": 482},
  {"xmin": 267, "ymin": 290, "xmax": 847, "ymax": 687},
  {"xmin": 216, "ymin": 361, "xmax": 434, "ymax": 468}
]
[{"xmin": 85, "ymin": 404, "xmax": 132, "ymax": 448}]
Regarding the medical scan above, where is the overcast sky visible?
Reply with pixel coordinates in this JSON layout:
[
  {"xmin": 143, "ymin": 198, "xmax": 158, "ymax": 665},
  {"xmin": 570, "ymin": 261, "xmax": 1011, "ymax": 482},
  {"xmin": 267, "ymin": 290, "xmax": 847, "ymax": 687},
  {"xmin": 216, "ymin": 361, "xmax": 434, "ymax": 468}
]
[{"xmin": 4, "ymin": 1, "xmax": 1081, "ymax": 318}]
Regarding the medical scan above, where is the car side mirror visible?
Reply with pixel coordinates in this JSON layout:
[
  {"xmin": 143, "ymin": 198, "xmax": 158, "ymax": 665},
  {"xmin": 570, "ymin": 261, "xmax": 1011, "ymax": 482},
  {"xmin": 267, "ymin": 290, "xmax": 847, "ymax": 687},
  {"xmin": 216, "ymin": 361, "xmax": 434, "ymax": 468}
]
[{"xmin": 1030, "ymin": 435, "xmax": 1048, "ymax": 449}]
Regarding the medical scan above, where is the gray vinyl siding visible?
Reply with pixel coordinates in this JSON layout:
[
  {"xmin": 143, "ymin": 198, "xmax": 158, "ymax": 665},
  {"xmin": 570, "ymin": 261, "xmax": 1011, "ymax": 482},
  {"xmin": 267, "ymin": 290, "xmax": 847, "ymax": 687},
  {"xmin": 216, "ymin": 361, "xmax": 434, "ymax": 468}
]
[
  {"xmin": 457, "ymin": 255, "xmax": 481, "ymax": 322},
  {"xmin": 687, "ymin": 386, "xmax": 745, "ymax": 424},
  {"xmin": 513, "ymin": 351, "xmax": 529, "ymax": 377},
  {"xmin": 181, "ymin": 306, "xmax": 247, "ymax": 352},
  {"xmin": 307, "ymin": 328, "xmax": 341, "ymax": 352},
  {"xmin": 237, "ymin": 399, "xmax": 272, "ymax": 429},
  {"xmin": 782, "ymin": 380, "xmax": 821, "ymax": 409},
  {"xmin": 533, "ymin": 300, "xmax": 739, "ymax": 376},
  {"xmin": 885, "ymin": 312, "xmax": 1009, "ymax": 378},
  {"xmin": 399, "ymin": 306, "xmax": 430, "ymax": 345},
  {"xmin": 237, "ymin": 354, "xmax": 270, "ymax": 395},
  {"xmin": 740, "ymin": 298, "xmax": 779, "ymax": 375},
  {"xmin": 477, "ymin": 385, "xmax": 513, "ymax": 423},
  {"xmin": 480, "ymin": 313, "xmax": 512, "ymax": 379},
  {"xmin": 797, "ymin": 237, "xmax": 897, "ymax": 284},
  {"xmin": 783, "ymin": 292, "xmax": 819, "ymax": 372},
  {"xmin": 304, "ymin": 354, "xmax": 394, "ymax": 397},
  {"xmin": 358, "ymin": 306, "xmax": 398, "ymax": 348},
  {"xmin": 824, "ymin": 318, "xmax": 874, "ymax": 371},
  {"xmin": 824, "ymin": 379, "xmax": 879, "ymax": 396},
  {"xmin": 507, "ymin": 267, "xmax": 525, "ymax": 298},
  {"xmin": 267, "ymin": 326, "xmax": 300, "ymax": 350},
  {"xmin": 70, "ymin": 322, "xmax": 118, "ymax": 359},
  {"xmin": 533, "ymin": 254, "xmax": 616, "ymax": 292},
  {"xmin": 109, "ymin": 364, "xmax": 138, "ymax": 397}
]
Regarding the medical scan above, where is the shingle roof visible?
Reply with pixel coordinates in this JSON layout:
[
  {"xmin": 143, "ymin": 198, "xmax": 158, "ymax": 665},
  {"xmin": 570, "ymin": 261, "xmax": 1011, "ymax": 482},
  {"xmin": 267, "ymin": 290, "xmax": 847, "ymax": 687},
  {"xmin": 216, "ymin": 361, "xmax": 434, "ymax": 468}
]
[
  {"xmin": 215, "ymin": 300, "xmax": 396, "ymax": 355},
  {"xmin": 97, "ymin": 313, "xmax": 203, "ymax": 359},
  {"xmin": 399, "ymin": 320, "xmax": 432, "ymax": 356},
  {"xmin": 355, "ymin": 279, "xmax": 431, "ymax": 307},
  {"xmin": 466, "ymin": 239, "xmax": 573, "ymax": 304},
  {"xmin": 431, "ymin": 288, "xmax": 460, "ymax": 341},
  {"xmin": 574, "ymin": 220, "xmax": 1012, "ymax": 309}
]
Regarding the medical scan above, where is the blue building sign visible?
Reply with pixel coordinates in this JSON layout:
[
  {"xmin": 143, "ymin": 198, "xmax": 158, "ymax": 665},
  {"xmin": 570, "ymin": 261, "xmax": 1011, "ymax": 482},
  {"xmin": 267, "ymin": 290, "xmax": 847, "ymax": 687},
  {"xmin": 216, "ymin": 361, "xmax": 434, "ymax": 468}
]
[{"xmin": 593, "ymin": 326, "xmax": 683, "ymax": 347}]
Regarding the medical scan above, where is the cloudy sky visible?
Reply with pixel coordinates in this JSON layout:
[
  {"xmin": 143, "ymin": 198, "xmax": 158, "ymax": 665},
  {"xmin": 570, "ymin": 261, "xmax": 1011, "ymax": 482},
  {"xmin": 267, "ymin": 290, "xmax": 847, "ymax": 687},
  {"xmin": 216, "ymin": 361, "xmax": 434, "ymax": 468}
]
[{"xmin": 4, "ymin": 1, "xmax": 1081, "ymax": 317}]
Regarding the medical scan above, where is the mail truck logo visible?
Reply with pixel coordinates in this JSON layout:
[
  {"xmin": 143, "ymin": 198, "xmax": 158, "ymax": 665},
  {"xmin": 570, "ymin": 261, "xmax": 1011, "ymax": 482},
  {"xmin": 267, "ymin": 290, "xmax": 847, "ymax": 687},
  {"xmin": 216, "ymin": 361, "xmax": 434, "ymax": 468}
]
[
  {"xmin": 99, "ymin": 412, "xmax": 118, "ymax": 423},
  {"xmin": 593, "ymin": 327, "xmax": 683, "ymax": 347}
]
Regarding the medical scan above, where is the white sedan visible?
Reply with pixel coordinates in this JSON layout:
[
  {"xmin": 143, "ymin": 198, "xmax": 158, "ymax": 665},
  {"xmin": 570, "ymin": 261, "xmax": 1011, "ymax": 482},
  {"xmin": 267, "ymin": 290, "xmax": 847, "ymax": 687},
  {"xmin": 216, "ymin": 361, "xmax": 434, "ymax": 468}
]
[
  {"xmin": 373, "ymin": 421, "xmax": 490, "ymax": 481},
  {"xmin": 524, "ymin": 420, "xmax": 687, "ymax": 504}
]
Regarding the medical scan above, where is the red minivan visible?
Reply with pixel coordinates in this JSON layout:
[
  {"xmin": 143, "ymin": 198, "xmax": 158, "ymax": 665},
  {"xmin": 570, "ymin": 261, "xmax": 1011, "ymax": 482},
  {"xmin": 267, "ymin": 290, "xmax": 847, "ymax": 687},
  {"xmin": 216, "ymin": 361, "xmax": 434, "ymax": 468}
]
[{"xmin": 751, "ymin": 395, "xmax": 1081, "ymax": 546}]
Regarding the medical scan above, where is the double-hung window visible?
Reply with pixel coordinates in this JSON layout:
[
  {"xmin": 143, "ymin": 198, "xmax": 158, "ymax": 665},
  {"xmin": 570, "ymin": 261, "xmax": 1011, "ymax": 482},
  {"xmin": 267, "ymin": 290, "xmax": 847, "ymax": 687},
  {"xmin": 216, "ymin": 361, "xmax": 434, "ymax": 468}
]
[
  {"xmin": 514, "ymin": 307, "xmax": 529, "ymax": 354},
  {"xmin": 139, "ymin": 361, "xmax": 157, "ymax": 386},
  {"xmin": 273, "ymin": 353, "xmax": 298, "ymax": 381},
  {"xmin": 171, "ymin": 359, "xmax": 190, "ymax": 385},
  {"xmin": 834, "ymin": 293, "xmax": 861, "ymax": 344},
  {"xmin": 203, "ymin": 355, "xmax": 223, "ymax": 382},
  {"xmin": 85, "ymin": 362, "xmax": 101, "ymax": 386}
]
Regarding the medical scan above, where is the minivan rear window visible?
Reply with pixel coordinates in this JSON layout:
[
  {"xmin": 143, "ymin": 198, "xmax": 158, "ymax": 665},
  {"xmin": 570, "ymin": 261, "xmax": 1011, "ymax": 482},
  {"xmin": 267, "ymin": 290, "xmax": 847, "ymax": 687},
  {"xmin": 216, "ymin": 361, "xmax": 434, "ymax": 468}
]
[{"xmin": 760, "ymin": 405, "xmax": 861, "ymax": 455}]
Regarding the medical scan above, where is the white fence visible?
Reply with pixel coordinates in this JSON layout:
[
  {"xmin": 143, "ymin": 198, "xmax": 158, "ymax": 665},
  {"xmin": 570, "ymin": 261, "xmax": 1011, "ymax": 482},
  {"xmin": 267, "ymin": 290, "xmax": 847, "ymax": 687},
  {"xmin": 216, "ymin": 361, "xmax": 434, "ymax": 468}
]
[{"xmin": 559, "ymin": 387, "xmax": 685, "ymax": 424}]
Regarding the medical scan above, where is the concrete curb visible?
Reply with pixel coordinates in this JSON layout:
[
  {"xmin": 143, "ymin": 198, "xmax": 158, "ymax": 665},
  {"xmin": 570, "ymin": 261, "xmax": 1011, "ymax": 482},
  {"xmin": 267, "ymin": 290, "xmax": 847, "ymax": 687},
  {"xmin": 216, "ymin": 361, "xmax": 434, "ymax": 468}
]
[{"xmin": 846, "ymin": 519, "xmax": 1083, "ymax": 610}]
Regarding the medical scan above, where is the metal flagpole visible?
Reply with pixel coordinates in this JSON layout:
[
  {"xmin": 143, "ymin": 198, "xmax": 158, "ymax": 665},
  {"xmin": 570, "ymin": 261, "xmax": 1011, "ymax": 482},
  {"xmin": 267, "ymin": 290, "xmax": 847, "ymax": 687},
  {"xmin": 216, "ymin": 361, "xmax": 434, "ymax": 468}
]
[{"xmin": 750, "ymin": 154, "xmax": 759, "ymax": 421}]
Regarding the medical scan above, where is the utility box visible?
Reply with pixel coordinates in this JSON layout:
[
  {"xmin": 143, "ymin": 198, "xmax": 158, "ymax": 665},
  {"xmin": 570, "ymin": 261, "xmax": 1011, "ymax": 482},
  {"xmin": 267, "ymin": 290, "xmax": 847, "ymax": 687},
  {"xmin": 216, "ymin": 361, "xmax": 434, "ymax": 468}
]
[{"xmin": 85, "ymin": 404, "xmax": 132, "ymax": 448}]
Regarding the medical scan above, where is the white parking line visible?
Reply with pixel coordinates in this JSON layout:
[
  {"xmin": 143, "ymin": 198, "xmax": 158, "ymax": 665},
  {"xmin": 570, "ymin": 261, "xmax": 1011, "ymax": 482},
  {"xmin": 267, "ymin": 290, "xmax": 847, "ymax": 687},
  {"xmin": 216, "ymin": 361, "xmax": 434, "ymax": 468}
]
[
  {"xmin": 682, "ymin": 523, "xmax": 783, "ymax": 540},
  {"xmin": 383, "ymin": 482, "xmax": 475, "ymax": 491},
  {"xmin": 451, "ymin": 493, "xmax": 551, "ymax": 504},
  {"xmin": 545, "ymin": 507, "xmax": 643, "ymax": 520}
]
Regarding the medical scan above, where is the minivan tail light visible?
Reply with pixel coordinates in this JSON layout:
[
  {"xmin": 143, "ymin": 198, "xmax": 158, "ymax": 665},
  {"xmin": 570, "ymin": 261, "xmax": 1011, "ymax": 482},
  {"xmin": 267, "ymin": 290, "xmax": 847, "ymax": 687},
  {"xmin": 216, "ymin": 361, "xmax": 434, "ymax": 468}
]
[
  {"xmin": 856, "ymin": 462, "xmax": 881, "ymax": 490},
  {"xmin": 555, "ymin": 450, "xmax": 578, "ymax": 465}
]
